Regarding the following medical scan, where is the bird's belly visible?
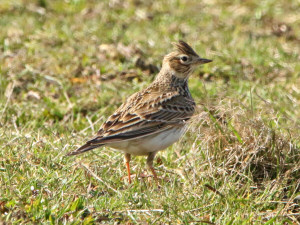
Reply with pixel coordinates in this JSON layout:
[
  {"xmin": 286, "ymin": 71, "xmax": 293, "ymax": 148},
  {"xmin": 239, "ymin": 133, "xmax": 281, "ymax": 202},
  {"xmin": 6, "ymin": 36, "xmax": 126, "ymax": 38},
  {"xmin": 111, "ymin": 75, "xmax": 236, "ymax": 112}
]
[{"xmin": 107, "ymin": 126, "xmax": 186, "ymax": 156}]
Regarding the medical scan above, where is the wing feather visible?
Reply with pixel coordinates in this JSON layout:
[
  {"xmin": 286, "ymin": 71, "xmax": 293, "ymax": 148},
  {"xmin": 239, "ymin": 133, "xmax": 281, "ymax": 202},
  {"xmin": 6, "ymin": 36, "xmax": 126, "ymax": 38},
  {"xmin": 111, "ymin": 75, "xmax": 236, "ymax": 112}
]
[
  {"xmin": 98, "ymin": 91, "xmax": 195, "ymax": 139},
  {"xmin": 67, "ymin": 89, "xmax": 195, "ymax": 156}
]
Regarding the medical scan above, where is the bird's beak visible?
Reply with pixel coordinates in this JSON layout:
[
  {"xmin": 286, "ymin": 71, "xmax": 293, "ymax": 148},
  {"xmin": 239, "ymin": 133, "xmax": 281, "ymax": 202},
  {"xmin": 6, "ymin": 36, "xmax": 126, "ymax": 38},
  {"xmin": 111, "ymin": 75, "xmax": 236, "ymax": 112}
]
[{"xmin": 197, "ymin": 57, "xmax": 212, "ymax": 64}]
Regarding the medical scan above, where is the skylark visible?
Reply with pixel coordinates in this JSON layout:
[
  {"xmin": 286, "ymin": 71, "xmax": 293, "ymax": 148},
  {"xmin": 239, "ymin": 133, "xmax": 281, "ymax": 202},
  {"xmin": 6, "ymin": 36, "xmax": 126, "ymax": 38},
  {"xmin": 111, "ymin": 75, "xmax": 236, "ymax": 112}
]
[{"xmin": 67, "ymin": 40, "xmax": 212, "ymax": 183}]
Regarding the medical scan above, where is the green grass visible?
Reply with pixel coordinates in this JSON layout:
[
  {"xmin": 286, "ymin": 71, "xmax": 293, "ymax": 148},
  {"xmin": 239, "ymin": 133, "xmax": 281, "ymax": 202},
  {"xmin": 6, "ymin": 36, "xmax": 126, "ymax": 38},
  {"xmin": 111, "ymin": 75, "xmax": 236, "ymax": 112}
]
[{"xmin": 1, "ymin": 0, "xmax": 299, "ymax": 224}]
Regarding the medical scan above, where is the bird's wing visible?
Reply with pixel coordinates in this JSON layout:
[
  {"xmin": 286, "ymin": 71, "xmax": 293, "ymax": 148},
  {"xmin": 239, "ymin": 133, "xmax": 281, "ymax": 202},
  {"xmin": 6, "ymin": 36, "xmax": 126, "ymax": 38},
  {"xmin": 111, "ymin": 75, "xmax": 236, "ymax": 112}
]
[
  {"xmin": 97, "ymin": 90, "xmax": 195, "ymax": 137},
  {"xmin": 66, "ymin": 90, "xmax": 195, "ymax": 156}
]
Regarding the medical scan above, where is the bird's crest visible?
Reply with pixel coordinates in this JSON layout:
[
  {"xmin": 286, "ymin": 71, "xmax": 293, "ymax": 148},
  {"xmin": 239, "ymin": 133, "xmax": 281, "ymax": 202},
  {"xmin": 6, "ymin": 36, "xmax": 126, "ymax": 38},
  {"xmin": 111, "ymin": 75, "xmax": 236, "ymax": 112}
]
[{"xmin": 173, "ymin": 40, "xmax": 198, "ymax": 56}]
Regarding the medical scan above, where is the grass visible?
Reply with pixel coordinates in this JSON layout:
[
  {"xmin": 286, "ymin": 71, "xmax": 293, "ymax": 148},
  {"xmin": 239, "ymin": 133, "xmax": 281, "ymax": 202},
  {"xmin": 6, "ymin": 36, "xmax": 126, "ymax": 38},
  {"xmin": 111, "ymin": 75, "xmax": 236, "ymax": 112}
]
[{"xmin": 0, "ymin": 0, "xmax": 299, "ymax": 224}]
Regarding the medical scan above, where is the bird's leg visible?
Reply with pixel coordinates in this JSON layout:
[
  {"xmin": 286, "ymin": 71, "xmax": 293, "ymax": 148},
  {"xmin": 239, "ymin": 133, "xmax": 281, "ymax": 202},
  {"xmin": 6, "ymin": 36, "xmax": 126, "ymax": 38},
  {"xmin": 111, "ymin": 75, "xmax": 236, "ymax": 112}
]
[
  {"xmin": 124, "ymin": 153, "xmax": 131, "ymax": 184},
  {"xmin": 147, "ymin": 152, "xmax": 158, "ymax": 182}
]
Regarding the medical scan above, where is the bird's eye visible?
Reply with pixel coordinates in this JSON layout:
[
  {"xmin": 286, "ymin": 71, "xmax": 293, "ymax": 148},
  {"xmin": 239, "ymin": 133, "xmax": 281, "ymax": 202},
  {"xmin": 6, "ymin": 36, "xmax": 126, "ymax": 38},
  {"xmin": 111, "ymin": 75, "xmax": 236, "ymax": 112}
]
[{"xmin": 180, "ymin": 56, "xmax": 188, "ymax": 62}]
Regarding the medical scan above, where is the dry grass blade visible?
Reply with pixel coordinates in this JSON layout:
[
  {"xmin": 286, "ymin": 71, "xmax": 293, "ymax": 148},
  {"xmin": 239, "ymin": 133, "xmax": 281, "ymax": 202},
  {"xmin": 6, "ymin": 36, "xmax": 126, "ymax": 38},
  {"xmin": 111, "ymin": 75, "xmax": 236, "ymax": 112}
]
[
  {"xmin": 204, "ymin": 184, "xmax": 225, "ymax": 198},
  {"xmin": 80, "ymin": 163, "xmax": 121, "ymax": 196}
]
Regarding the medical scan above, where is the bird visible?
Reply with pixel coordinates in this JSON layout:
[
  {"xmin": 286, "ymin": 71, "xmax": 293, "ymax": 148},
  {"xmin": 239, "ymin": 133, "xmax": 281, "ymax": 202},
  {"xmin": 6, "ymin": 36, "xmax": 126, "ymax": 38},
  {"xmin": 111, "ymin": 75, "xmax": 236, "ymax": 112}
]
[{"xmin": 66, "ymin": 40, "xmax": 212, "ymax": 183}]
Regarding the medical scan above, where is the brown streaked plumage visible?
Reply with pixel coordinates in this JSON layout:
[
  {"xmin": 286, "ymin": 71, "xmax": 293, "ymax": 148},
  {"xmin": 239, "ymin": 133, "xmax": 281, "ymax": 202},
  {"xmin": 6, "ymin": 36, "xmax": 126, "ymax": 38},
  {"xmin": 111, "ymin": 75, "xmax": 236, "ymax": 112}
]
[
  {"xmin": 67, "ymin": 40, "xmax": 212, "ymax": 183},
  {"xmin": 173, "ymin": 40, "xmax": 199, "ymax": 57}
]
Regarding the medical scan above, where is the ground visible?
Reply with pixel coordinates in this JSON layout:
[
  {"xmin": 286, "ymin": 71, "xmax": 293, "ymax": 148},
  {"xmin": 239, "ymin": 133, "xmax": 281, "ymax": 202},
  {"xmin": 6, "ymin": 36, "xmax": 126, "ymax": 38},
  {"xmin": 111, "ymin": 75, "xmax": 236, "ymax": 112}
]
[{"xmin": 0, "ymin": 0, "xmax": 299, "ymax": 224}]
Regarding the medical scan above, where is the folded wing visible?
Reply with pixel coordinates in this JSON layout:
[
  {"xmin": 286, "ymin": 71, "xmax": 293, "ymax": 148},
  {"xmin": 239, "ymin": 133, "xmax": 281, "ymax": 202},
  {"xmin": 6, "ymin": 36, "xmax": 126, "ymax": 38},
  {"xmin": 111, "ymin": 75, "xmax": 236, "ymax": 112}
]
[{"xmin": 66, "ymin": 90, "xmax": 195, "ymax": 155}]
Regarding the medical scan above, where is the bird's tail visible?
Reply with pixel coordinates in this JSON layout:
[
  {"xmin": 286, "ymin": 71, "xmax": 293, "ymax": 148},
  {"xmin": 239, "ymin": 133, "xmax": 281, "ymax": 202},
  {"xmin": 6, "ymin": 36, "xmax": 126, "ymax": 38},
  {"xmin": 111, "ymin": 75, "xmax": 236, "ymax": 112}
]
[{"xmin": 66, "ymin": 142, "xmax": 104, "ymax": 156}]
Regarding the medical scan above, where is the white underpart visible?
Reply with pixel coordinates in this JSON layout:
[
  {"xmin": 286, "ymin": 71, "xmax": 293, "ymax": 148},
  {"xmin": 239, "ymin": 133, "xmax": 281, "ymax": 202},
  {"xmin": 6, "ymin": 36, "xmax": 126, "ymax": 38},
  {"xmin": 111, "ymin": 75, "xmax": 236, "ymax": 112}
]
[{"xmin": 107, "ymin": 126, "xmax": 187, "ymax": 156}]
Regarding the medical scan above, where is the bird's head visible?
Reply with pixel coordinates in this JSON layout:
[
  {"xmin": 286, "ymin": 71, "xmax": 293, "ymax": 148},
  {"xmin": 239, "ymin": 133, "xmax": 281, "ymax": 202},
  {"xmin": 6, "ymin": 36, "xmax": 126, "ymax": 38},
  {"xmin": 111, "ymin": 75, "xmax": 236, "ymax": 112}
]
[{"xmin": 163, "ymin": 40, "xmax": 212, "ymax": 79}]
